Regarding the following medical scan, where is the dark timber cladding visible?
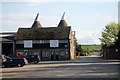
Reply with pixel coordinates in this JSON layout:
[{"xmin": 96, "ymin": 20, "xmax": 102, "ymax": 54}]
[{"xmin": 15, "ymin": 12, "xmax": 76, "ymax": 61}]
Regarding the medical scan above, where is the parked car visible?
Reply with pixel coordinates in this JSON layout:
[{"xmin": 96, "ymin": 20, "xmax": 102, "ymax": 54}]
[
  {"xmin": 2, "ymin": 55, "xmax": 11, "ymax": 62},
  {"xmin": 2, "ymin": 57, "xmax": 28, "ymax": 68},
  {"xmin": 26, "ymin": 55, "xmax": 40, "ymax": 64},
  {"xmin": 2, "ymin": 55, "xmax": 6, "ymax": 62},
  {"xmin": 9, "ymin": 53, "xmax": 26, "ymax": 58}
]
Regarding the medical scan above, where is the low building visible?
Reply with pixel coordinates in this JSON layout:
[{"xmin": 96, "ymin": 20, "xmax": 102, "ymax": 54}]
[
  {"xmin": 1, "ymin": 12, "xmax": 76, "ymax": 61},
  {"xmin": 0, "ymin": 33, "xmax": 16, "ymax": 56}
]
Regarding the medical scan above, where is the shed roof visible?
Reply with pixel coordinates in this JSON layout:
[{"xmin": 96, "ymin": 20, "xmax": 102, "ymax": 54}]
[
  {"xmin": 0, "ymin": 33, "xmax": 16, "ymax": 42},
  {"xmin": 0, "ymin": 37, "xmax": 13, "ymax": 42}
]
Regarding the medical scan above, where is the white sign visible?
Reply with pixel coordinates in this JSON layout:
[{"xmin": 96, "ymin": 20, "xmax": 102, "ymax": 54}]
[
  {"xmin": 50, "ymin": 40, "xmax": 59, "ymax": 47},
  {"xmin": 24, "ymin": 40, "xmax": 33, "ymax": 48}
]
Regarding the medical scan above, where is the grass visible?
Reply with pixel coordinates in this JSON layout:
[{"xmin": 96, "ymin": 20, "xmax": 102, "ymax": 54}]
[{"xmin": 81, "ymin": 45, "xmax": 102, "ymax": 51}]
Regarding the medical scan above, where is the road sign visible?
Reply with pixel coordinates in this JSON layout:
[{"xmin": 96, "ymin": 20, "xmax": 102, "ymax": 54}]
[{"xmin": 50, "ymin": 40, "xmax": 59, "ymax": 47}]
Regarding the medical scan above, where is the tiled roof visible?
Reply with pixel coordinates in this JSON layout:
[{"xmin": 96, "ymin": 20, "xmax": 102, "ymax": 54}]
[
  {"xmin": 15, "ymin": 27, "xmax": 71, "ymax": 40},
  {"xmin": 31, "ymin": 13, "xmax": 42, "ymax": 28},
  {"xmin": 58, "ymin": 20, "xmax": 68, "ymax": 27},
  {"xmin": 58, "ymin": 12, "xmax": 68, "ymax": 27}
]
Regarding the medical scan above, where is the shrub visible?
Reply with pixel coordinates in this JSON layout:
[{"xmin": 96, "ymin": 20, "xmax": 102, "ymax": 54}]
[{"xmin": 80, "ymin": 52, "xmax": 88, "ymax": 56}]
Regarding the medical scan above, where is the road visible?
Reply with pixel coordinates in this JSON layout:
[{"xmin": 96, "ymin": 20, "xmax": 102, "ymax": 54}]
[{"xmin": 1, "ymin": 56, "xmax": 120, "ymax": 78}]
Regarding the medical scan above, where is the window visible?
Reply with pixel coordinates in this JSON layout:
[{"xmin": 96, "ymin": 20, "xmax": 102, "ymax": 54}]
[
  {"xmin": 46, "ymin": 52, "xmax": 49, "ymax": 56},
  {"xmin": 42, "ymin": 52, "xmax": 49, "ymax": 57},
  {"xmin": 59, "ymin": 40, "xmax": 68, "ymax": 43},
  {"xmin": 42, "ymin": 52, "xmax": 45, "ymax": 57},
  {"xmin": 16, "ymin": 41, "xmax": 24, "ymax": 44},
  {"xmin": 42, "ymin": 40, "xmax": 49, "ymax": 43},
  {"xmin": 44, "ymin": 40, "xmax": 49, "ymax": 43},
  {"xmin": 40, "ymin": 40, "xmax": 42, "ymax": 43},
  {"xmin": 33, "ymin": 40, "xmax": 40, "ymax": 44},
  {"xmin": 61, "ymin": 52, "xmax": 65, "ymax": 56},
  {"xmin": 34, "ymin": 52, "xmax": 39, "ymax": 55},
  {"xmin": 18, "ymin": 52, "xmax": 23, "ymax": 55},
  {"xmin": 32, "ymin": 40, "xmax": 50, "ymax": 44},
  {"xmin": 42, "ymin": 40, "xmax": 45, "ymax": 43}
]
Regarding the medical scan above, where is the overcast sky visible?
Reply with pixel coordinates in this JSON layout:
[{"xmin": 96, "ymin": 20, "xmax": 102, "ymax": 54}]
[{"xmin": 0, "ymin": 0, "xmax": 119, "ymax": 44}]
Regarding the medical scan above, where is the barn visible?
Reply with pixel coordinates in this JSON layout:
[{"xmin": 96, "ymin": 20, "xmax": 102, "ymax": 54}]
[{"xmin": 1, "ymin": 12, "xmax": 76, "ymax": 61}]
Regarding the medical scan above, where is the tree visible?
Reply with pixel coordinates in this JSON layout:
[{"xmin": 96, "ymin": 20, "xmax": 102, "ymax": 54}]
[
  {"xmin": 99, "ymin": 22, "xmax": 119, "ymax": 46},
  {"xmin": 76, "ymin": 40, "xmax": 83, "ymax": 56}
]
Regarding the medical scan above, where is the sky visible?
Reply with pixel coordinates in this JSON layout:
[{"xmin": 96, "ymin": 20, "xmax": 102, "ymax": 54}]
[{"xmin": 0, "ymin": 0, "xmax": 119, "ymax": 45}]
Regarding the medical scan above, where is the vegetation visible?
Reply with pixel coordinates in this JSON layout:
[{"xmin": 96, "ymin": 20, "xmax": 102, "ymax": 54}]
[
  {"xmin": 99, "ymin": 22, "xmax": 119, "ymax": 46},
  {"xmin": 76, "ymin": 44, "xmax": 102, "ymax": 56},
  {"xmin": 81, "ymin": 45, "xmax": 102, "ymax": 51},
  {"xmin": 79, "ymin": 52, "xmax": 88, "ymax": 56},
  {"xmin": 76, "ymin": 39, "xmax": 102, "ymax": 56},
  {"xmin": 76, "ymin": 44, "xmax": 90, "ymax": 56}
]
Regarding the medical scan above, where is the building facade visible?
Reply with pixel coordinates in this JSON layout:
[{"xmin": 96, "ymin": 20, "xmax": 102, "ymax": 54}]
[{"xmin": 1, "ymin": 12, "xmax": 76, "ymax": 61}]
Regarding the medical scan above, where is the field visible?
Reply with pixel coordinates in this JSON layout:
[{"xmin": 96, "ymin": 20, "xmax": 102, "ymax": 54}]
[{"xmin": 81, "ymin": 45, "xmax": 102, "ymax": 51}]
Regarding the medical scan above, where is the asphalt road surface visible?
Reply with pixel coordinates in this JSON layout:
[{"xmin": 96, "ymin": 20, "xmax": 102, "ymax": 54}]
[{"xmin": 1, "ymin": 56, "xmax": 120, "ymax": 78}]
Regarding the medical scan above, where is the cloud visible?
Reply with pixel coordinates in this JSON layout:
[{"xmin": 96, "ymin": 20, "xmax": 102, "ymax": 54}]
[
  {"xmin": 0, "ymin": 13, "xmax": 2, "ymax": 31},
  {"xmin": 40, "ymin": 16, "xmax": 60, "ymax": 27},
  {"xmin": 105, "ymin": 16, "xmax": 118, "ymax": 22},
  {"xmin": 1, "ymin": 0, "xmax": 47, "ymax": 2},
  {"xmin": 1, "ymin": 0, "xmax": 48, "ymax": 6},
  {"xmin": 1, "ymin": 0, "xmax": 119, "ymax": 2},
  {"xmin": 75, "ymin": 30, "xmax": 101, "ymax": 44},
  {"xmin": 3, "ymin": 13, "xmax": 34, "ymax": 27},
  {"xmin": 74, "ymin": 13, "xmax": 118, "ymax": 45},
  {"xmin": 2, "ymin": 13, "xmax": 60, "ymax": 32},
  {"xmin": 26, "ymin": 0, "xmax": 48, "ymax": 6},
  {"xmin": 95, "ymin": 13, "xmax": 118, "ymax": 23}
]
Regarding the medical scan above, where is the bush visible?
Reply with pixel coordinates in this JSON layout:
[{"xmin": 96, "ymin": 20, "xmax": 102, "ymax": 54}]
[
  {"xmin": 100, "ymin": 53, "xmax": 103, "ymax": 56},
  {"xmin": 89, "ymin": 53, "xmax": 92, "ymax": 56},
  {"xmin": 80, "ymin": 52, "xmax": 88, "ymax": 56}
]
